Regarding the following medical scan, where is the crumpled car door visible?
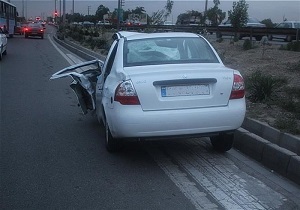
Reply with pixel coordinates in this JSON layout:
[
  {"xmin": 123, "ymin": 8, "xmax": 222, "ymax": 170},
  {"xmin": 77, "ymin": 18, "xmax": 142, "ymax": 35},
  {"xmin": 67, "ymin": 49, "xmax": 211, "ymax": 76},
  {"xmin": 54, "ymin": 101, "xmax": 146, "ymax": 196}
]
[{"xmin": 50, "ymin": 59, "xmax": 103, "ymax": 114}]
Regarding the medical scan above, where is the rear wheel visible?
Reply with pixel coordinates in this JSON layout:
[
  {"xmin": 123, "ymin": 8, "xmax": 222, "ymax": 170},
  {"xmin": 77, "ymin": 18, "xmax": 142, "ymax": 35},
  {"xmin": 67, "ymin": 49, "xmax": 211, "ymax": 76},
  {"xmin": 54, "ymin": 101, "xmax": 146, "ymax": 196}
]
[
  {"xmin": 210, "ymin": 133, "xmax": 234, "ymax": 152},
  {"xmin": 41, "ymin": 35, "xmax": 44, "ymax": 39},
  {"xmin": 268, "ymin": 35, "xmax": 273, "ymax": 41},
  {"xmin": 25, "ymin": 34, "xmax": 28, "ymax": 38},
  {"xmin": 105, "ymin": 120, "xmax": 122, "ymax": 153},
  {"xmin": 286, "ymin": 35, "xmax": 292, "ymax": 42},
  {"xmin": 3, "ymin": 49, "xmax": 7, "ymax": 55}
]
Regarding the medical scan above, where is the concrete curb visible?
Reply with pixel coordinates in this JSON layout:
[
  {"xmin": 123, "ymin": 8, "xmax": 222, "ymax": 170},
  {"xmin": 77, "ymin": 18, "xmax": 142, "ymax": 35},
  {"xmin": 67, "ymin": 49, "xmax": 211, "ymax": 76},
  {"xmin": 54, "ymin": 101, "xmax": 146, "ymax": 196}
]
[
  {"xmin": 235, "ymin": 118, "xmax": 300, "ymax": 186},
  {"xmin": 53, "ymin": 35, "xmax": 300, "ymax": 186}
]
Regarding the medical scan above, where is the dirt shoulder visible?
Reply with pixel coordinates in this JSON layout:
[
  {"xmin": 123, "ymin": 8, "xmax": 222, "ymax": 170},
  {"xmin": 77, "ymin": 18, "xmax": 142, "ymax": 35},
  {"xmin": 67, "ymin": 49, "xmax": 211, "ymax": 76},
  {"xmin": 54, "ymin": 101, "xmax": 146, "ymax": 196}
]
[{"xmin": 210, "ymin": 38, "xmax": 300, "ymax": 136}]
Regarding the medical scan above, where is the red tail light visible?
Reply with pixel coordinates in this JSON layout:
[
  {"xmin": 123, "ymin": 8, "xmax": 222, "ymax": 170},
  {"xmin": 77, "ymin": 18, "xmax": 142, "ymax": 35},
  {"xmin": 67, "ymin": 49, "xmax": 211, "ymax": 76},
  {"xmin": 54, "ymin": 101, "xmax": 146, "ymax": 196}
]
[
  {"xmin": 230, "ymin": 74, "xmax": 245, "ymax": 99},
  {"xmin": 114, "ymin": 80, "xmax": 140, "ymax": 105}
]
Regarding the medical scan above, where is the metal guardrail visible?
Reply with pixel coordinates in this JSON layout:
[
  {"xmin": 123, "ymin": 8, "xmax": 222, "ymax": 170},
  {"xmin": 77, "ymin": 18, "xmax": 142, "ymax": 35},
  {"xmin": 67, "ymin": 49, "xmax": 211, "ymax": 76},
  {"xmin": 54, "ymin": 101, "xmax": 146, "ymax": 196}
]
[{"xmin": 99, "ymin": 24, "xmax": 300, "ymax": 41}]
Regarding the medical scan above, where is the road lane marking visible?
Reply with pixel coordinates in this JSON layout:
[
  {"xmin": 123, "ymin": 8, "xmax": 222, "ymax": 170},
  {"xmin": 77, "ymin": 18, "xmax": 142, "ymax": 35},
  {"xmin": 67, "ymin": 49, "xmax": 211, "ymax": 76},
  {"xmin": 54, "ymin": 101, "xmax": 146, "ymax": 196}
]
[
  {"xmin": 147, "ymin": 139, "xmax": 286, "ymax": 209},
  {"xmin": 48, "ymin": 34, "xmax": 76, "ymax": 65}
]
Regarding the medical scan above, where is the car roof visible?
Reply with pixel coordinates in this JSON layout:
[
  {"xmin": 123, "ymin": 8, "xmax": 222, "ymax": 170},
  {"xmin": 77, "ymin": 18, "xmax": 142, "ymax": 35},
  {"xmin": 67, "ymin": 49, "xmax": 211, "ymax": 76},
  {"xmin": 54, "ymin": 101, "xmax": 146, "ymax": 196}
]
[{"xmin": 113, "ymin": 31, "xmax": 200, "ymax": 41}]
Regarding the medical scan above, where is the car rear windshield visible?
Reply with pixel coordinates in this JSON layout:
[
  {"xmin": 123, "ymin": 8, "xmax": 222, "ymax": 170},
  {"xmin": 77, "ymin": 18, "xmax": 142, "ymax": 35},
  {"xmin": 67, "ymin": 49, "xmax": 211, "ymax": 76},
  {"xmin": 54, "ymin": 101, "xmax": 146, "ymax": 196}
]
[{"xmin": 123, "ymin": 37, "xmax": 219, "ymax": 67}]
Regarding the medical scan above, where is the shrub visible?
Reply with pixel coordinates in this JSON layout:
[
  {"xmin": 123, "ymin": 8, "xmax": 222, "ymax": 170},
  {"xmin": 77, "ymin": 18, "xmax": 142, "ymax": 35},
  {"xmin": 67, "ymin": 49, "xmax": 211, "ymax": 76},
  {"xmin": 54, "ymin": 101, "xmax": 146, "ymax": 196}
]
[
  {"xmin": 279, "ymin": 41, "xmax": 300, "ymax": 52},
  {"xmin": 286, "ymin": 41, "xmax": 300, "ymax": 52},
  {"xmin": 95, "ymin": 39, "xmax": 108, "ymax": 50},
  {"xmin": 243, "ymin": 39, "xmax": 252, "ymax": 50},
  {"xmin": 246, "ymin": 70, "xmax": 287, "ymax": 102}
]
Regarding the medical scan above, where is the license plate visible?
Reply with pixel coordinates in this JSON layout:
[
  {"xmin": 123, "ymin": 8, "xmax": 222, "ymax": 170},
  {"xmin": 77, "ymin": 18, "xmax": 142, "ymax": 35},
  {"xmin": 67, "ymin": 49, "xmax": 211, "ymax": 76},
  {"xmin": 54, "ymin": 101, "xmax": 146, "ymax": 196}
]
[{"xmin": 161, "ymin": 84, "xmax": 210, "ymax": 97}]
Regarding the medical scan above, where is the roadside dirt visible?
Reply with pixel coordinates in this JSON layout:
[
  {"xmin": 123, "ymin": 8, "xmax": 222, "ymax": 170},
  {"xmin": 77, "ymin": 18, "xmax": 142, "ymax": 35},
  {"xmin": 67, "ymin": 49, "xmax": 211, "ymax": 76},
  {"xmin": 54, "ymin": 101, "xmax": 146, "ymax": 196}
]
[{"xmin": 209, "ymin": 38, "xmax": 300, "ymax": 135}]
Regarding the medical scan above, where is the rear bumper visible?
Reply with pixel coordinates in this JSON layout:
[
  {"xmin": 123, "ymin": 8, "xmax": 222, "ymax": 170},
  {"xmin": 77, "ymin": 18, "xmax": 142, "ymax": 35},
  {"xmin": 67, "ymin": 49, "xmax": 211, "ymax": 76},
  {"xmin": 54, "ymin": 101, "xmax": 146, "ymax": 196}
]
[
  {"xmin": 25, "ymin": 32, "xmax": 43, "ymax": 36},
  {"xmin": 106, "ymin": 98, "xmax": 246, "ymax": 138}
]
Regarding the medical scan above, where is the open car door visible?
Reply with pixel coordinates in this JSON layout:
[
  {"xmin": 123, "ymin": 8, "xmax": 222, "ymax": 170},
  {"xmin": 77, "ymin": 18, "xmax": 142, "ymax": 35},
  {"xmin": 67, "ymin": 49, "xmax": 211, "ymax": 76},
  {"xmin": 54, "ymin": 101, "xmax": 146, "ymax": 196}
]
[{"xmin": 50, "ymin": 59, "xmax": 103, "ymax": 114}]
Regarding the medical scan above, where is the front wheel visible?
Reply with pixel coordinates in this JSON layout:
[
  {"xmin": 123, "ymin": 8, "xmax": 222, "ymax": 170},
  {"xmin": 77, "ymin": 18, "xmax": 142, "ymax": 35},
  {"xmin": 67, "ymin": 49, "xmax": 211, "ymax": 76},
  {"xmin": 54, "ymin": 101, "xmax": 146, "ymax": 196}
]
[
  {"xmin": 210, "ymin": 133, "xmax": 234, "ymax": 152},
  {"xmin": 105, "ymin": 121, "xmax": 122, "ymax": 153}
]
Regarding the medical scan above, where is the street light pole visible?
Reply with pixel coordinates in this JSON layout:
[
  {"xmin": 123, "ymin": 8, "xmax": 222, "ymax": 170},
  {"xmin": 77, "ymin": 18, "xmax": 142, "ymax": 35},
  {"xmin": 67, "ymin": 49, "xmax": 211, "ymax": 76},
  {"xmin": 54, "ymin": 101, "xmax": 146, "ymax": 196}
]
[{"xmin": 72, "ymin": 0, "xmax": 74, "ymax": 15}]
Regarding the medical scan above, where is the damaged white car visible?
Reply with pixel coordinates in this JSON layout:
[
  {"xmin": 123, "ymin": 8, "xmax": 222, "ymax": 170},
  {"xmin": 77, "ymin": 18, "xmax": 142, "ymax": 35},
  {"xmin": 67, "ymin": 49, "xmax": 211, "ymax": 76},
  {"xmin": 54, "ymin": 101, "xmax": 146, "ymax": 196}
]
[{"xmin": 51, "ymin": 32, "xmax": 246, "ymax": 152}]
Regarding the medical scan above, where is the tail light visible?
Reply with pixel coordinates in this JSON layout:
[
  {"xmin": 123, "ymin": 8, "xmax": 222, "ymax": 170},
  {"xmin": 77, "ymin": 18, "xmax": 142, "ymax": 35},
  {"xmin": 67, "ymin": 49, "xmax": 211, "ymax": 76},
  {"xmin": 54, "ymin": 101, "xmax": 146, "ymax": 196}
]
[
  {"xmin": 229, "ymin": 74, "xmax": 245, "ymax": 99},
  {"xmin": 114, "ymin": 80, "xmax": 140, "ymax": 105}
]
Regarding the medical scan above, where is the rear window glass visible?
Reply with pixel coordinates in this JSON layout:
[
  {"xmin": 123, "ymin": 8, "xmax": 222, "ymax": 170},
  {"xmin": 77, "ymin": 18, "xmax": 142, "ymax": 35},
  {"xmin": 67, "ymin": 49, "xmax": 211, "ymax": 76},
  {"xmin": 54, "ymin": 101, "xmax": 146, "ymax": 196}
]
[{"xmin": 123, "ymin": 37, "xmax": 219, "ymax": 67}]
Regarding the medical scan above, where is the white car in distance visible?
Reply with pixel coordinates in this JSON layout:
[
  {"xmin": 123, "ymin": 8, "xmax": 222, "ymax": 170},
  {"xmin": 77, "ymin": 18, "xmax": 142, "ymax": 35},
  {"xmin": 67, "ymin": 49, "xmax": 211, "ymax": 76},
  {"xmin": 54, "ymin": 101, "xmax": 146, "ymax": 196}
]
[{"xmin": 51, "ymin": 32, "xmax": 246, "ymax": 152}]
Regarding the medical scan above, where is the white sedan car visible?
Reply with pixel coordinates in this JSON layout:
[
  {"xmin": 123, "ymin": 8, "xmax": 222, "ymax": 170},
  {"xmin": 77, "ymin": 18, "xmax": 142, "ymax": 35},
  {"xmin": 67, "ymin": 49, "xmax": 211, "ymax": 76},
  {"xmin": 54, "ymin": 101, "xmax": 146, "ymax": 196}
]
[
  {"xmin": 51, "ymin": 32, "xmax": 246, "ymax": 152},
  {"xmin": 0, "ymin": 27, "xmax": 8, "ymax": 61}
]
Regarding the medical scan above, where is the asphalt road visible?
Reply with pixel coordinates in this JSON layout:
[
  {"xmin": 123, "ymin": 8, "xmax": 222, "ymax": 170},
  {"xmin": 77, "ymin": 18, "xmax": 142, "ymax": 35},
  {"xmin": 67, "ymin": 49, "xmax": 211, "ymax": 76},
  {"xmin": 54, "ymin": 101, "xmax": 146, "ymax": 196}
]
[{"xmin": 1, "ymin": 26, "xmax": 300, "ymax": 210}]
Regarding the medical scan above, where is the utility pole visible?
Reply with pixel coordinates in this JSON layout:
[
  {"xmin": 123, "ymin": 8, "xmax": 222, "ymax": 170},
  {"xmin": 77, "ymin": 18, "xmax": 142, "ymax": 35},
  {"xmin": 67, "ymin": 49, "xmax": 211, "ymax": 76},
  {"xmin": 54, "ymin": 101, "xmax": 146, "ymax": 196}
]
[
  {"xmin": 117, "ymin": 0, "xmax": 121, "ymax": 30},
  {"xmin": 54, "ymin": 0, "xmax": 57, "ymax": 24},
  {"xmin": 88, "ymin": 6, "xmax": 91, "ymax": 16},
  {"xmin": 72, "ymin": 0, "xmax": 74, "ymax": 15},
  {"xmin": 63, "ymin": 0, "xmax": 66, "ymax": 25},
  {"xmin": 204, "ymin": 0, "xmax": 208, "ymax": 25}
]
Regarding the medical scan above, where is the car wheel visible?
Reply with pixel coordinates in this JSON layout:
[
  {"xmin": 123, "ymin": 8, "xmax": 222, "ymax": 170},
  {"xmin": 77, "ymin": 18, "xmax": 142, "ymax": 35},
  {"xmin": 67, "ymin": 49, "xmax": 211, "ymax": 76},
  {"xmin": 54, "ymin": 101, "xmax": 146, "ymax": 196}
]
[
  {"xmin": 41, "ymin": 35, "xmax": 44, "ymax": 39},
  {"xmin": 267, "ymin": 35, "xmax": 273, "ymax": 41},
  {"xmin": 286, "ymin": 35, "xmax": 292, "ymax": 42},
  {"xmin": 105, "ymin": 120, "xmax": 121, "ymax": 153},
  {"xmin": 210, "ymin": 133, "xmax": 234, "ymax": 152},
  {"xmin": 255, "ymin": 36, "xmax": 262, "ymax": 41},
  {"xmin": 3, "ymin": 49, "xmax": 7, "ymax": 55},
  {"xmin": 25, "ymin": 34, "xmax": 28, "ymax": 38}
]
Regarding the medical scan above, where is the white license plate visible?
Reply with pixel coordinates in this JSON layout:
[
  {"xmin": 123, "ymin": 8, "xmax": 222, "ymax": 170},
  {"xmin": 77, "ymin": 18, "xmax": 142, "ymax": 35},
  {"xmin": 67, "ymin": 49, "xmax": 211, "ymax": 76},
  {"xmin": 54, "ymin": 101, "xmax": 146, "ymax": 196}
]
[{"xmin": 161, "ymin": 84, "xmax": 210, "ymax": 97}]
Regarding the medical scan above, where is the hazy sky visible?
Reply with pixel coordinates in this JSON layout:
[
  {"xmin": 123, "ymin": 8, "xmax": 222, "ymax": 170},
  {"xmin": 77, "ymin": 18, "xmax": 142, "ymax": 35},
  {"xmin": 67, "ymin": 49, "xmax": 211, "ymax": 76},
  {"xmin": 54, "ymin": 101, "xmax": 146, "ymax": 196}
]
[{"xmin": 11, "ymin": 0, "xmax": 300, "ymax": 23}]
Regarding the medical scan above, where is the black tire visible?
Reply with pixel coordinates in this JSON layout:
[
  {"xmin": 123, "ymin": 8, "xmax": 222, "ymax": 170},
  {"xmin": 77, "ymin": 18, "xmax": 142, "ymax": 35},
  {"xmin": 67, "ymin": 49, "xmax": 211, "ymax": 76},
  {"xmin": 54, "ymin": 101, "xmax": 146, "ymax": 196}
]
[
  {"xmin": 210, "ymin": 133, "xmax": 234, "ymax": 152},
  {"xmin": 41, "ymin": 35, "xmax": 44, "ymax": 39},
  {"xmin": 0, "ymin": 52, "xmax": 2, "ymax": 61},
  {"xmin": 25, "ymin": 34, "xmax": 28, "ymax": 38},
  {"xmin": 286, "ymin": 35, "xmax": 292, "ymax": 42},
  {"xmin": 255, "ymin": 36, "xmax": 262, "ymax": 41},
  {"xmin": 105, "ymin": 120, "xmax": 121, "ymax": 153},
  {"xmin": 268, "ymin": 35, "xmax": 273, "ymax": 41},
  {"xmin": 3, "ymin": 49, "xmax": 7, "ymax": 55}
]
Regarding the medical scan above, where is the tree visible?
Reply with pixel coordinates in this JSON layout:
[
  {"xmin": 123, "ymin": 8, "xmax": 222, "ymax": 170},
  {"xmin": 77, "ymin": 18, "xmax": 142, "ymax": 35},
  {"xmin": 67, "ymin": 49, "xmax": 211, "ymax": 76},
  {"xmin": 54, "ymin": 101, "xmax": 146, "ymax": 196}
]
[
  {"xmin": 228, "ymin": 0, "xmax": 249, "ymax": 37},
  {"xmin": 176, "ymin": 10, "xmax": 203, "ymax": 25},
  {"xmin": 95, "ymin": 5, "xmax": 110, "ymax": 21},
  {"xmin": 206, "ymin": 0, "xmax": 226, "ymax": 26},
  {"xmin": 164, "ymin": 0, "xmax": 174, "ymax": 21},
  {"xmin": 261, "ymin": 18, "xmax": 275, "ymax": 28}
]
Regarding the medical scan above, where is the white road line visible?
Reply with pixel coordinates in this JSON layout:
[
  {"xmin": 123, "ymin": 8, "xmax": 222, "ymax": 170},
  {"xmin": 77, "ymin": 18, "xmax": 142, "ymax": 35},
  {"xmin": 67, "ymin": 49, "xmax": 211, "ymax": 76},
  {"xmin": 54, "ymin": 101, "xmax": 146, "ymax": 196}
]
[
  {"xmin": 48, "ymin": 34, "xmax": 76, "ymax": 65},
  {"xmin": 147, "ymin": 139, "xmax": 285, "ymax": 210},
  {"xmin": 147, "ymin": 146, "xmax": 218, "ymax": 210}
]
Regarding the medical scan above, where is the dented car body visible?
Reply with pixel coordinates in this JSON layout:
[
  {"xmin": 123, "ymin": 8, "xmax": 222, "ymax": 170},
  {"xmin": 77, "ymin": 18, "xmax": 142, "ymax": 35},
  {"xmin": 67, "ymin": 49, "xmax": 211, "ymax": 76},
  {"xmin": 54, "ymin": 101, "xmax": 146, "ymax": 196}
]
[{"xmin": 51, "ymin": 32, "xmax": 246, "ymax": 152}]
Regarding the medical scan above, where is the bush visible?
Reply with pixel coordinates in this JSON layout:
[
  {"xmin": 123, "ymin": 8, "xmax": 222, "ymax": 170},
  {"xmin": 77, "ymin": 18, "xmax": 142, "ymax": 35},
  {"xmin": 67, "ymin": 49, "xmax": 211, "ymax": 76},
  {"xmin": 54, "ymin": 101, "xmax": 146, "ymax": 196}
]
[
  {"xmin": 246, "ymin": 70, "xmax": 287, "ymax": 102},
  {"xmin": 95, "ymin": 39, "xmax": 108, "ymax": 49},
  {"xmin": 279, "ymin": 41, "xmax": 300, "ymax": 52},
  {"xmin": 243, "ymin": 39, "xmax": 252, "ymax": 50}
]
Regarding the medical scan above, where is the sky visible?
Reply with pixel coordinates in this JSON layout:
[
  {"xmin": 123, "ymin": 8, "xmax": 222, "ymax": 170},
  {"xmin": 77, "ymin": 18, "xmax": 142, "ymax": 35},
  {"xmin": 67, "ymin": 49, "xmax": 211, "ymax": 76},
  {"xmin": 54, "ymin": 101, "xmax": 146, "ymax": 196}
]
[{"xmin": 10, "ymin": 0, "xmax": 300, "ymax": 23}]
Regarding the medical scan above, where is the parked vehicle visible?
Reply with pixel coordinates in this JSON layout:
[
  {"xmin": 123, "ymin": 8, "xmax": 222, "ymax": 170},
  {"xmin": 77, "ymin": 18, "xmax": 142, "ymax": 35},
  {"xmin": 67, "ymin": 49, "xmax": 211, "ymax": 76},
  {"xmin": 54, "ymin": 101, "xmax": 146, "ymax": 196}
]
[
  {"xmin": 268, "ymin": 21, "xmax": 300, "ymax": 42},
  {"xmin": 51, "ymin": 32, "xmax": 246, "ymax": 153},
  {"xmin": 24, "ymin": 23, "xmax": 44, "ymax": 39},
  {"xmin": 14, "ymin": 22, "xmax": 24, "ymax": 35},
  {"xmin": 0, "ymin": 27, "xmax": 7, "ymax": 60},
  {"xmin": 218, "ymin": 17, "xmax": 266, "ymax": 41}
]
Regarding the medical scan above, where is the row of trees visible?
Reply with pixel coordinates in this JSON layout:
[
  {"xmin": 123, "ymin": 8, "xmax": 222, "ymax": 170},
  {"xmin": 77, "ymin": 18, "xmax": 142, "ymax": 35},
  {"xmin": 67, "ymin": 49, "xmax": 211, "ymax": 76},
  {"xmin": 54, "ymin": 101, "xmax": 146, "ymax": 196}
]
[
  {"xmin": 55, "ymin": 0, "xmax": 227, "ymax": 26},
  {"xmin": 56, "ymin": 0, "xmax": 276, "ymax": 30}
]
